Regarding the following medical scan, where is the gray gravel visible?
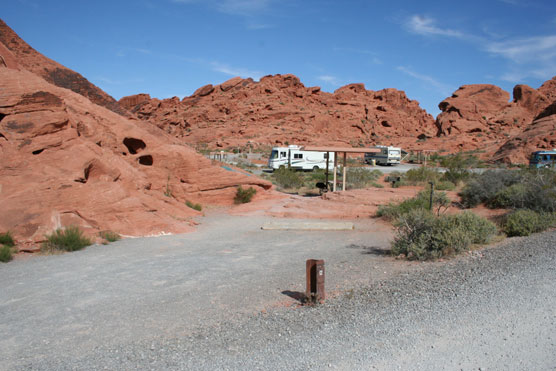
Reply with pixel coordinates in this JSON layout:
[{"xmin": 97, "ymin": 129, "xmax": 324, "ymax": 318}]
[{"xmin": 1, "ymin": 216, "xmax": 555, "ymax": 370}]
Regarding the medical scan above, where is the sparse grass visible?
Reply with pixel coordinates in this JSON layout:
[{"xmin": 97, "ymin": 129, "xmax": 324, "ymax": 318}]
[
  {"xmin": 0, "ymin": 245, "xmax": 13, "ymax": 262},
  {"xmin": 234, "ymin": 186, "xmax": 257, "ymax": 204},
  {"xmin": 186, "ymin": 200, "xmax": 203, "ymax": 211},
  {"xmin": 99, "ymin": 230, "xmax": 121, "ymax": 243},
  {"xmin": 0, "ymin": 231, "xmax": 15, "ymax": 247},
  {"xmin": 344, "ymin": 168, "xmax": 383, "ymax": 190},
  {"xmin": 42, "ymin": 226, "xmax": 92, "ymax": 252}
]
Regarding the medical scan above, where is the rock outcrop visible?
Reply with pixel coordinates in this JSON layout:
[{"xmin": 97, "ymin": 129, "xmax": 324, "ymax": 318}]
[
  {"xmin": 0, "ymin": 19, "xmax": 128, "ymax": 116},
  {"xmin": 121, "ymin": 74, "xmax": 437, "ymax": 151},
  {"xmin": 0, "ymin": 22, "xmax": 272, "ymax": 244}
]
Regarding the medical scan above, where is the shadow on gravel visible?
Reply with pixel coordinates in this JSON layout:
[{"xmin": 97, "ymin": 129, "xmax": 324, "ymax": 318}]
[
  {"xmin": 346, "ymin": 244, "xmax": 391, "ymax": 256},
  {"xmin": 282, "ymin": 290, "xmax": 307, "ymax": 303}
]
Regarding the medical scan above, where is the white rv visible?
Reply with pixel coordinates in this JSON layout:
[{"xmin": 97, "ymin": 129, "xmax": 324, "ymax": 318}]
[
  {"xmin": 268, "ymin": 145, "xmax": 335, "ymax": 171},
  {"xmin": 364, "ymin": 145, "xmax": 402, "ymax": 165}
]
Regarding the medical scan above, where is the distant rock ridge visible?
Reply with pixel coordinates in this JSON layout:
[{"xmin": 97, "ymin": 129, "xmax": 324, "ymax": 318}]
[{"xmin": 120, "ymin": 74, "xmax": 437, "ymax": 151}]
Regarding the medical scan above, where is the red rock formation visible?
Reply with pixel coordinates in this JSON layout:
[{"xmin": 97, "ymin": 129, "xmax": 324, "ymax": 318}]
[
  {"xmin": 0, "ymin": 19, "xmax": 128, "ymax": 116},
  {"xmin": 493, "ymin": 113, "xmax": 556, "ymax": 164},
  {"xmin": 121, "ymin": 74, "xmax": 437, "ymax": 151},
  {"xmin": 0, "ymin": 28, "xmax": 272, "ymax": 244}
]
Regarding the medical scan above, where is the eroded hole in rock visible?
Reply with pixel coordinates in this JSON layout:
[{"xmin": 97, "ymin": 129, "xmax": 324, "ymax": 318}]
[
  {"xmin": 0, "ymin": 113, "xmax": 5, "ymax": 123},
  {"xmin": 32, "ymin": 148, "xmax": 45, "ymax": 155},
  {"xmin": 0, "ymin": 132, "xmax": 7, "ymax": 141},
  {"xmin": 138, "ymin": 155, "xmax": 153, "ymax": 166},
  {"xmin": 123, "ymin": 137, "xmax": 146, "ymax": 154}
]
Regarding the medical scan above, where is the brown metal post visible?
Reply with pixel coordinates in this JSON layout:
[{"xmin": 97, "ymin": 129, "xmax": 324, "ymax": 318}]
[{"xmin": 306, "ymin": 259, "xmax": 325, "ymax": 303}]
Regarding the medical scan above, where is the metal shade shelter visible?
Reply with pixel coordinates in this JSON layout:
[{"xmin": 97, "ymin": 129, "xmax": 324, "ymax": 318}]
[{"xmin": 300, "ymin": 146, "xmax": 381, "ymax": 192}]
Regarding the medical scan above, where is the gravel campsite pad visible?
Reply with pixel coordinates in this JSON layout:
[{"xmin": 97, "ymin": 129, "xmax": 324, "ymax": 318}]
[{"xmin": 1, "ymin": 213, "xmax": 555, "ymax": 370}]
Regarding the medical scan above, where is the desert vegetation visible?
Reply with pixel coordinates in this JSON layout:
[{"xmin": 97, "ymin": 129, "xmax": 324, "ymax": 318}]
[
  {"xmin": 0, "ymin": 231, "xmax": 16, "ymax": 263},
  {"xmin": 234, "ymin": 186, "xmax": 257, "ymax": 204},
  {"xmin": 263, "ymin": 167, "xmax": 383, "ymax": 194},
  {"xmin": 42, "ymin": 226, "xmax": 93, "ymax": 252}
]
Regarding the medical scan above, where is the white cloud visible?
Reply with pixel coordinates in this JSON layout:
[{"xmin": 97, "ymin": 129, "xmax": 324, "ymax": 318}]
[
  {"xmin": 210, "ymin": 61, "xmax": 263, "ymax": 79},
  {"xmin": 317, "ymin": 75, "xmax": 342, "ymax": 86},
  {"xmin": 217, "ymin": 0, "xmax": 272, "ymax": 16},
  {"xmin": 486, "ymin": 35, "xmax": 556, "ymax": 64},
  {"xmin": 403, "ymin": 14, "xmax": 556, "ymax": 84},
  {"xmin": 397, "ymin": 66, "xmax": 453, "ymax": 96},
  {"xmin": 405, "ymin": 15, "xmax": 465, "ymax": 38}
]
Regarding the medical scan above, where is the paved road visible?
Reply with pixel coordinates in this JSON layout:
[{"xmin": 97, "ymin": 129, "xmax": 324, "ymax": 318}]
[{"xmin": 1, "ymin": 214, "xmax": 555, "ymax": 370}]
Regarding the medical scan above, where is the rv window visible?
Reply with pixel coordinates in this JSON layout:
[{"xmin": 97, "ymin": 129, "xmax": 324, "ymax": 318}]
[
  {"xmin": 544, "ymin": 155, "xmax": 550, "ymax": 161},
  {"xmin": 324, "ymin": 153, "xmax": 329, "ymax": 159},
  {"xmin": 280, "ymin": 152, "xmax": 286, "ymax": 158},
  {"xmin": 294, "ymin": 153, "xmax": 303, "ymax": 159},
  {"xmin": 270, "ymin": 150, "xmax": 278, "ymax": 159}
]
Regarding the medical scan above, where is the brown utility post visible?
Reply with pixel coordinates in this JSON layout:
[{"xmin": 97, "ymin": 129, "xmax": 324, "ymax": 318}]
[{"xmin": 306, "ymin": 259, "xmax": 325, "ymax": 303}]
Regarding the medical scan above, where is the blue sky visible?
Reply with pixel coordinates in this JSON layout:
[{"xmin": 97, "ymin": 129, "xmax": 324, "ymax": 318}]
[{"xmin": 4, "ymin": 0, "xmax": 556, "ymax": 115}]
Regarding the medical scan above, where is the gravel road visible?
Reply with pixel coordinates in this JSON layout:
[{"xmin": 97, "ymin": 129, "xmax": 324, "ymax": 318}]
[{"xmin": 1, "ymin": 214, "xmax": 555, "ymax": 370}]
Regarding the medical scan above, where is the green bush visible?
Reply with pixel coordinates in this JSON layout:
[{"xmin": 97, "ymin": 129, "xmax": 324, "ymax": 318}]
[
  {"xmin": 487, "ymin": 183, "xmax": 528, "ymax": 209},
  {"xmin": 439, "ymin": 153, "xmax": 479, "ymax": 184},
  {"xmin": 186, "ymin": 200, "xmax": 203, "ymax": 211},
  {"xmin": 0, "ymin": 245, "xmax": 13, "ymax": 262},
  {"xmin": 502, "ymin": 209, "xmax": 556, "ymax": 237},
  {"xmin": 392, "ymin": 209, "xmax": 498, "ymax": 260},
  {"xmin": 345, "ymin": 168, "xmax": 382, "ymax": 190},
  {"xmin": 377, "ymin": 189, "xmax": 450, "ymax": 221},
  {"xmin": 0, "ymin": 231, "xmax": 15, "ymax": 247},
  {"xmin": 272, "ymin": 167, "xmax": 304, "ymax": 189},
  {"xmin": 99, "ymin": 230, "xmax": 121, "ymax": 243},
  {"xmin": 460, "ymin": 169, "xmax": 556, "ymax": 211},
  {"xmin": 459, "ymin": 170, "xmax": 523, "ymax": 208},
  {"xmin": 42, "ymin": 226, "xmax": 93, "ymax": 252},
  {"xmin": 434, "ymin": 180, "xmax": 456, "ymax": 191},
  {"xmin": 402, "ymin": 166, "xmax": 441, "ymax": 185},
  {"xmin": 234, "ymin": 186, "xmax": 256, "ymax": 204}
]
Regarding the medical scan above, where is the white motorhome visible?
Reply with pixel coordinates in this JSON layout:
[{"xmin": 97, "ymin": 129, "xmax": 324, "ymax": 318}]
[
  {"xmin": 268, "ymin": 145, "xmax": 334, "ymax": 171},
  {"xmin": 364, "ymin": 145, "xmax": 402, "ymax": 165}
]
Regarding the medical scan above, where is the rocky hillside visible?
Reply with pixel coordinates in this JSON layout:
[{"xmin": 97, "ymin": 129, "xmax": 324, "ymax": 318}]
[
  {"xmin": 0, "ymin": 20, "xmax": 272, "ymax": 243},
  {"xmin": 0, "ymin": 19, "xmax": 128, "ymax": 116},
  {"xmin": 119, "ymin": 75, "xmax": 437, "ymax": 151},
  {"xmin": 434, "ymin": 78, "xmax": 556, "ymax": 163}
]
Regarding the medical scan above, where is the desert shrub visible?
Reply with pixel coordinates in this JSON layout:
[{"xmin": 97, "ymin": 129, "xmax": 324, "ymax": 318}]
[
  {"xmin": 377, "ymin": 189, "xmax": 450, "ymax": 221},
  {"xmin": 460, "ymin": 169, "xmax": 556, "ymax": 211},
  {"xmin": 502, "ymin": 209, "xmax": 556, "ymax": 237},
  {"xmin": 0, "ymin": 231, "xmax": 15, "ymax": 247},
  {"xmin": 459, "ymin": 170, "xmax": 523, "ymax": 208},
  {"xmin": 402, "ymin": 166, "xmax": 441, "ymax": 185},
  {"xmin": 99, "ymin": 230, "xmax": 121, "ymax": 242},
  {"xmin": 0, "ymin": 245, "xmax": 13, "ymax": 262},
  {"xmin": 186, "ymin": 200, "xmax": 203, "ymax": 211},
  {"xmin": 439, "ymin": 153, "xmax": 479, "ymax": 183},
  {"xmin": 434, "ymin": 180, "xmax": 456, "ymax": 191},
  {"xmin": 42, "ymin": 226, "xmax": 92, "ymax": 252},
  {"xmin": 392, "ymin": 209, "xmax": 497, "ymax": 260},
  {"xmin": 345, "ymin": 168, "xmax": 382, "ymax": 190},
  {"xmin": 234, "ymin": 186, "xmax": 256, "ymax": 204},
  {"xmin": 272, "ymin": 167, "xmax": 304, "ymax": 189},
  {"xmin": 487, "ymin": 183, "xmax": 528, "ymax": 209}
]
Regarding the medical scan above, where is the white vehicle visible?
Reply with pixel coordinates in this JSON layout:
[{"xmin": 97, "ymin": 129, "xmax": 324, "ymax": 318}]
[
  {"xmin": 364, "ymin": 145, "xmax": 402, "ymax": 165},
  {"xmin": 268, "ymin": 145, "xmax": 335, "ymax": 171}
]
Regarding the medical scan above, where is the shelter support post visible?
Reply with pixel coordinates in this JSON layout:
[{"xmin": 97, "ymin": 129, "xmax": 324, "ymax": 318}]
[
  {"xmin": 333, "ymin": 152, "xmax": 337, "ymax": 192},
  {"xmin": 325, "ymin": 152, "xmax": 329, "ymax": 188},
  {"xmin": 342, "ymin": 152, "xmax": 347, "ymax": 191}
]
